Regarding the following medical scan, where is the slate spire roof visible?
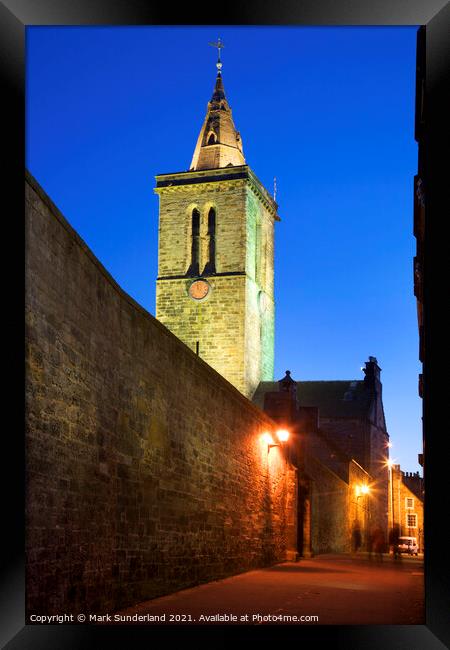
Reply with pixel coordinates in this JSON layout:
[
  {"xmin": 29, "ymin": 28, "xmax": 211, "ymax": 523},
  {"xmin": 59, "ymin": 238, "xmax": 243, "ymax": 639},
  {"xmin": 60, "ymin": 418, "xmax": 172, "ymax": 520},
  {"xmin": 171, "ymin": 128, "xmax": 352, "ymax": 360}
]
[{"xmin": 189, "ymin": 68, "xmax": 246, "ymax": 171}]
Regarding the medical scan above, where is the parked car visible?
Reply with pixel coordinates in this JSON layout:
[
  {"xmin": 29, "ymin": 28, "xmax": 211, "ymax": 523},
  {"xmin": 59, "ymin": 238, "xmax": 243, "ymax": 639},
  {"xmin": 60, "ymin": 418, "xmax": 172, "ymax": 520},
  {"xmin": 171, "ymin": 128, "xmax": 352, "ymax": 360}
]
[{"xmin": 398, "ymin": 536, "xmax": 419, "ymax": 555}]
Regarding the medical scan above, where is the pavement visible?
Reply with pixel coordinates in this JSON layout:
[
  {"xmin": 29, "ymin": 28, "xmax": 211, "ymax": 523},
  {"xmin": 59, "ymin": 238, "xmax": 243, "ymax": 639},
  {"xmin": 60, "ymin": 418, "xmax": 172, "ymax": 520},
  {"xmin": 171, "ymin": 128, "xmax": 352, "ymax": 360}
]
[{"xmin": 113, "ymin": 553, "xmax": 424, "ymax": 625}]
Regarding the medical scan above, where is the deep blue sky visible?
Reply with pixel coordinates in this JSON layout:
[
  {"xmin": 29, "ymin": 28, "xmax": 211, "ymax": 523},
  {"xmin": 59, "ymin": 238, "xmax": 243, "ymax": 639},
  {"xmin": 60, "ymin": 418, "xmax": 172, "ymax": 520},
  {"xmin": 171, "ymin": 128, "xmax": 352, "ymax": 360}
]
[{"xmin": 26, "ymin": 26, "xmax": 421, "ymax": 472}]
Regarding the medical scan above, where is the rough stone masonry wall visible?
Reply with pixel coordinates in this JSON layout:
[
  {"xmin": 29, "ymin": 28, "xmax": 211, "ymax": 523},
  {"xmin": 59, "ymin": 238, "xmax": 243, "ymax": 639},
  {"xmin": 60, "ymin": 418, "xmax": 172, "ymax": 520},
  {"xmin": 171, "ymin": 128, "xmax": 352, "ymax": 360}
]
[
  {"xmin": 306, "ymin": 455, "xmax": 349, "ymax": 554},
  {"xmin": 156, "ymin": 275, "xmax": 247, "ymax": 394},
  {"xmin": 25, "ymin": 172, "xmax": 296, "ymax": 617},
  {"xmin": 155, "ymin": 180, "xmax": 249, "ymax": 395},
  {"xmin": 347, "ymin": 461, "xmax": 372, "ymax": 551},
  {"xmin": 368, "ymin": 421, "xmax": 389, "ymax": 539},
  {"xmin": 244, "ymin": 186, "xmax": 275, "ymax": 395},
  {"xmin": 392, "ymin": 468, "xmax": 424, "ymax": 548},
  {"xmin": 156, "ymin": 180, "xmax": 247, "ymax": 278}
]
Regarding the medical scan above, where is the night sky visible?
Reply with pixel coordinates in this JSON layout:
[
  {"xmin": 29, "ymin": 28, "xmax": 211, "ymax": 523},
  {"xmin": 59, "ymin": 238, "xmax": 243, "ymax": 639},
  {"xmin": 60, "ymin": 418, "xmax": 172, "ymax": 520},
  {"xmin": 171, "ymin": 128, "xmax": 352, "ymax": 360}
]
[{"xmin": 26, "ymin": 25, "xmax": 421, "ymax": 472}]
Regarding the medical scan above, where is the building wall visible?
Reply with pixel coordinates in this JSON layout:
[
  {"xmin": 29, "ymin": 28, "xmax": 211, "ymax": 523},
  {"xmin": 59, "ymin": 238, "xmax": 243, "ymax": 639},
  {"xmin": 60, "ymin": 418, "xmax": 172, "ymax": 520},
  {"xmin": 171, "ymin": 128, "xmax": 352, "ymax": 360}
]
[
  {"xmin": 320, "ymin": 417, "xmax": 389, "ymax": 540},
  {"xmin": 368, "ymin": 422, "xmax": 390, "ymax": 536},
  {"xmin": 306, "ymin": 455, "xmax": 349, "ymax": 554},
  {"xmin": 244, "ymin": 186, "xmax": 275, "ymax": 392},
  {"xmin": 305, "ymin": 427, "xmax": 349, "ymax": 484},
  {"xmin": 392, "ymin": 467, "xmax": 424, "ymax": 550},
  {"xmin": 155, "ymin": 170, "xmax": 275, "ymax": 398},
  {"xmin": 156, "ymin": 275, "xmax": 247, "ymax": 393},
  {"xmin": 156, "ymin": 177, "xmax": 247, "ymax": 278},
  {"xmin": 319, "ymin": 417, "xmax": 369, "ymax": 470},
  {"xmin": 25, "ymin": 172, "xmax": 296, "ymax": 617},
  {"xmin": 348, "ymin": 461, "xmax": 373, "ymax": 551},
  {"xmin": 303, "ymin": 428, "xmax": 349, "ymax": 554},
  {"xmin": 299, "ymin": 422, "xmax": 375, "ymax": 554}
]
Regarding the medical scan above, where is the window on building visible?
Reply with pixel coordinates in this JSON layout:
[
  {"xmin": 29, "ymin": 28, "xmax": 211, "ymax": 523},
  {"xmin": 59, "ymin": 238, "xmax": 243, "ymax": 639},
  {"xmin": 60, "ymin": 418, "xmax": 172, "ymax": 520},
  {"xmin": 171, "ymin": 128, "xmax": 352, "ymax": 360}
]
[
  {"xmin": 405, "ymin": 497, "xmax": 414, "ymax": 509},
  {"xmin": 203, "ymin": 208, "xmax": 216, "ymax": 275},
  {"xmin": 187, "ymin": 208, "xmax": 200, "ymax": 276},
  {"xmin": 207, "ymin": 132, "xmax": 216, "ymax": 145},
  {"xmin": 406, "ymin": 513, "xmax": 417, "ymax": 528}
]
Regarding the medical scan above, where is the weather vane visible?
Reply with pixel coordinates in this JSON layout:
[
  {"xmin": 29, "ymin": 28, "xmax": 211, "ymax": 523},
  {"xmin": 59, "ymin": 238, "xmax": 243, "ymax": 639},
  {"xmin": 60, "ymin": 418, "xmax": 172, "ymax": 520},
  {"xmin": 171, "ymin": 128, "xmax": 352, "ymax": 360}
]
[{"xmin": 208, "ymin": 37, "xmax": 224, "ymax": 71}]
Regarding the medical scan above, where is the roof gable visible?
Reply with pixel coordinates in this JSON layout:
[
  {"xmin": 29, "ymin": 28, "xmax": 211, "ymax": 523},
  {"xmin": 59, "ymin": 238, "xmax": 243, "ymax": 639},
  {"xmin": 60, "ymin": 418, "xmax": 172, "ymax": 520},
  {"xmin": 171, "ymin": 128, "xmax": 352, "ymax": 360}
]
[{"xmin": 253, "ymin": 380, "xmax": 372, "ymax": 419}]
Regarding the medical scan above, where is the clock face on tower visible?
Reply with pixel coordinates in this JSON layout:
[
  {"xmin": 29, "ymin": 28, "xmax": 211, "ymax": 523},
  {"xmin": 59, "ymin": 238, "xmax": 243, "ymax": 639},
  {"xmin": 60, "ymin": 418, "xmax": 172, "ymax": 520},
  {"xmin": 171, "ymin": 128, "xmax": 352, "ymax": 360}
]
[{"xmin": 188, "ymin": 279, "xmax": 210, "ymax": 301}]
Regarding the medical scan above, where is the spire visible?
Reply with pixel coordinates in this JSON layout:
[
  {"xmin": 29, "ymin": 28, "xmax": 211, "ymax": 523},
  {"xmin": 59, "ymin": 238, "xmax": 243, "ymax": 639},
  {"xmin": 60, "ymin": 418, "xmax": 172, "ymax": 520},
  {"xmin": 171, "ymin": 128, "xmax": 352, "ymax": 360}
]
[
  {"xmin": 210, "ymin": 72, "xmax": 226, "ymax": 103},
  {"xmin": 189, "ymin": 39, "xmax": 246, "ymax": 171}
]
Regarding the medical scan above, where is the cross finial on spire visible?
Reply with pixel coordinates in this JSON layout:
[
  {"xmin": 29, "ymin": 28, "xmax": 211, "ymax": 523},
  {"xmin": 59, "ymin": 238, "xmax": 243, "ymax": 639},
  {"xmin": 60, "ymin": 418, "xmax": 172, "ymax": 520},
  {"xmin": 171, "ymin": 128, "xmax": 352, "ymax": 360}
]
[{"xmin": 208, "ymin": 37, "xmax": 224, "ymax": 72}]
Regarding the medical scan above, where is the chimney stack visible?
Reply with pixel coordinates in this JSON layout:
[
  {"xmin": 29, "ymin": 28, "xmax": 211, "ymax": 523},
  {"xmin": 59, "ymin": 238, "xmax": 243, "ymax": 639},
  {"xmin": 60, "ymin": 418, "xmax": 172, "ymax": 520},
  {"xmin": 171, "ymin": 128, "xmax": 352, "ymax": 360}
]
[{"xmin": 363, "ymin": 356, "xmax": 381, "ymax": 382}]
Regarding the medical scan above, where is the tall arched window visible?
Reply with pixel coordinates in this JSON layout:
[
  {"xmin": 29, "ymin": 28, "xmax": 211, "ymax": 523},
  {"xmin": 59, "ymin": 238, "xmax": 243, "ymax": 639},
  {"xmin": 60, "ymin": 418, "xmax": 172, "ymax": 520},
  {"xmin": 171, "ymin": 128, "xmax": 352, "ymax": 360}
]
[
  {"xmin": 203, "ymin": 207, "xmax": 216, "ymax": 275},
  {"xmin": 187, "ymin": 208, "xmax": 200, "ymax": 276}
]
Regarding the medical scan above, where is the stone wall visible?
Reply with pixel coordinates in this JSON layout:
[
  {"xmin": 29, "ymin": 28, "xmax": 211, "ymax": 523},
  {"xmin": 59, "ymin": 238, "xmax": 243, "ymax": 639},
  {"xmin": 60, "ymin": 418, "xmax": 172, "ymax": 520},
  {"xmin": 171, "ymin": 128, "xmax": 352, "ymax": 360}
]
[
  {"xmin": 156, "ymin": 274, "xmax": 247, "ymax": 393},
  {"xmin": 155, "ymin": 175, "xmax": 248, "ymax": 278},
  {"xmin": 348, "ymin": 461, "xmax": 372, "ymax": 551},
  {"xmin": 319, "ymin": 418, "xmax": 389, "ymax": 543},
  {"xmin": 244, "ymin": 185, "xmax": 275, "ymax": 391},
  {"xmin": 306, "ymin": 455, "xmax": 348, "ymax": 554},
  {"xmin": 367, "ymin": 422, "xmax": 390, "ymax": 536},
  {"xmin": 392, "ymin": 467, "xmax": 424, "ymax": 550},
  {"xmin": 304, "ymin": 434, "xmax": 371, "ymax": 554},
  {"xmin": 302, "ymin": 428, "xmax": 350, "ymax": 554},
  {"xmin": 25, "ymin": 172, "xmax": 296, "ymax": 617},
  {"xmin": 320, "ymin": 417, "xmax": 369, "ymax": 471}
]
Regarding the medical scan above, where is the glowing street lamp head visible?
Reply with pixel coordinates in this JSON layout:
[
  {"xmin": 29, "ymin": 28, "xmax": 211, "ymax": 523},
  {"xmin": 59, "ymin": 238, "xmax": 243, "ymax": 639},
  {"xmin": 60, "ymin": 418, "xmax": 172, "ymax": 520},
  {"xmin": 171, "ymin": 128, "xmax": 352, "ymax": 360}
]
[
  {"xmin": 263, "ymin": 429, "xmax": 290, "ymax": 451},
  {"xmin": 356, "ymin": 484, "xmax": 369, "ymax": 497},
  {"xmin": 276, "ymin": 429, "xmax": 290, "ymax": 443},
  {"xmin": 262, "ymin": 432, "xmax": 275, "ymax": 446}
]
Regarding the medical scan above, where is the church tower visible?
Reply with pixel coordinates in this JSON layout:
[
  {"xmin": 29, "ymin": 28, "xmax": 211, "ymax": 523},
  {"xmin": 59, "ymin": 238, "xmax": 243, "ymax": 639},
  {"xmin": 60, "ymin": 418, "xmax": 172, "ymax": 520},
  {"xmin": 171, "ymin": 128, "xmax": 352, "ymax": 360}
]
[{"xmin": 155, "ymin": 44, "xmax": 279, "ymax": 398}]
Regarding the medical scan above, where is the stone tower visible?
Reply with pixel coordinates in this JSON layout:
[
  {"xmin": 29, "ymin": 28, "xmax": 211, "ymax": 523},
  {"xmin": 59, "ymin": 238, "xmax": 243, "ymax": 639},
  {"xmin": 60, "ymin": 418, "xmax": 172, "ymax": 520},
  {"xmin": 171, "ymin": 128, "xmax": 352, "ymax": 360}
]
[{"xmin": 155, "ymin": 55, "xmax": 278, "ymax": 398}]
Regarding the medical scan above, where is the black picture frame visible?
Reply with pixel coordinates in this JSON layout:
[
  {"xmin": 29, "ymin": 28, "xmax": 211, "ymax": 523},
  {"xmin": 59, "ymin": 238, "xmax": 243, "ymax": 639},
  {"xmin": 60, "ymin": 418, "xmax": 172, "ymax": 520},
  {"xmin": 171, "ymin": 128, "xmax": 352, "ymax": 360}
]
[{"xmin": 2, "ymin": 1, "xmax": 448, "ymax": 648}]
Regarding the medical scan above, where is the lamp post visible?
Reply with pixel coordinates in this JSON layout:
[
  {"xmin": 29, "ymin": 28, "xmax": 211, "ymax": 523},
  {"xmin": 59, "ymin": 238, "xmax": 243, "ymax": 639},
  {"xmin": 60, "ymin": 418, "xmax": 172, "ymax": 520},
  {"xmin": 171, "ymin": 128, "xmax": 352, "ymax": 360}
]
[
  {"xmin": 361, "ymin": 484, "xmax": 370, "ymax": 547},
  {"xmin": 355, "ymin": 484, "xmax": 370, "ymax": 550},
  {"xmin": 386, "ymin": 459, "xmax": 395, "ymax": 531},
  {"xmin": 266, "ymin": 428, "xmax": 290, "ymax": 451}
]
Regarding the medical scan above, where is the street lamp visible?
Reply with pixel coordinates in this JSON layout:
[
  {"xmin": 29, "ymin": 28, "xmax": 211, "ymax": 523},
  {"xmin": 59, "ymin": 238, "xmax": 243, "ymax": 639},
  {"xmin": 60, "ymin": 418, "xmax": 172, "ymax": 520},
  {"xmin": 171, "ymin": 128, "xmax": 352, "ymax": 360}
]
[
  {"xmin": 355, "ymin": 484, "xmax": 370, "ymax": 550},
  {"xmin": 386, "ymin": 459, "xmax": 395, "ymax": 531},
  {"xmin": 355, "ymin": 483, "xmax": 370, "ymax": 498},
  {"xmin": 266, "ymin": 429, "xmax": 290, "ymax": 450}
]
